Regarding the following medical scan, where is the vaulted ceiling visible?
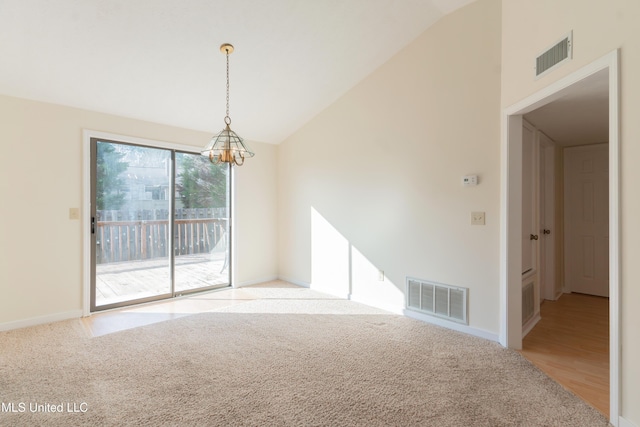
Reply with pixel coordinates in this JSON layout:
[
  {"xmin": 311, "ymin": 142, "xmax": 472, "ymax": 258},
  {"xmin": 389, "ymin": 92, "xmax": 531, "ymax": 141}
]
[{"xmin": 0, "ymin": 0, "xmax": 475, "ymax": 144}]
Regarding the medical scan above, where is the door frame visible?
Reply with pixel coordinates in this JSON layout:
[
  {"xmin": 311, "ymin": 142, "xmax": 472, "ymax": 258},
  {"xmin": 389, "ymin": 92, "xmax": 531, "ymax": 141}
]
[
  {"xmin": 538, "ymin": 133, "xmax": 557, "ymax": 301},
  {"xmin": 500, "ymin": 50, "xmax": 620, "ymax": 422},
  {"xmin": 82, "ymin": 129, "xmax": 236, "ymax": 315}
]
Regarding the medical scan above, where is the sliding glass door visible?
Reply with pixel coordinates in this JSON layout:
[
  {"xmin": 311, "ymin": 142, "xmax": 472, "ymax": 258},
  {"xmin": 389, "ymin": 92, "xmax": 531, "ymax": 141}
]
[
  {"xmin": 174, "ymin": 152, "xmax": 230, "ymax": 293},
  {"xmin": 90, "ymin": 139, "xmax": 230, "ymax": 311}
]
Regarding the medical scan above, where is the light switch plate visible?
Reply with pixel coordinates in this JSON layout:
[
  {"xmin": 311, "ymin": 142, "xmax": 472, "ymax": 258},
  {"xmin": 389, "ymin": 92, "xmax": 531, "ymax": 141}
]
[
  {"xmin": 471, "ymin": 211, "xmax": 485, "ymax": 225},
  {"xmin": 69, "ymin": 208, "xmax": 80, "ymax": 220}
]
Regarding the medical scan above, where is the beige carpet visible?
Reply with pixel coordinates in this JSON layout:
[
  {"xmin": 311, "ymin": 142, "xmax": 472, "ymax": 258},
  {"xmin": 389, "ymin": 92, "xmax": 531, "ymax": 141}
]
[{"xmin": 0, "ymin": 287, "xmax": 609, "ymax": 426}]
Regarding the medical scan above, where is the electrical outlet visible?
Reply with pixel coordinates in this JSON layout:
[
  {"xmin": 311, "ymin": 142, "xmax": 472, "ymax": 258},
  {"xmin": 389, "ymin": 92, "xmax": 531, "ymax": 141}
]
[{"xmin": 471, "ymin": 211, "xmax": 485, "ymax": 225}]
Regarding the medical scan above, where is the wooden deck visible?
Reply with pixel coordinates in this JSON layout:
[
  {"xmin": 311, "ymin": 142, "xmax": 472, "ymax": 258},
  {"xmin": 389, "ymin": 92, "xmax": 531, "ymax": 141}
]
[{"xmin": 96, "ymin": 252, "xmax": 228, "ymax": 306}]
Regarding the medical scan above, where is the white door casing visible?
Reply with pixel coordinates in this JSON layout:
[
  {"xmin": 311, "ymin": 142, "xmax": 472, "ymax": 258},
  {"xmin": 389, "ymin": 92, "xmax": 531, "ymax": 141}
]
[
  {"xmin": 564, "ymin": 143, "xmax": 609, "ymax": 297},
  {"xmin": 539, "ymin": 133, "xmax": 557, "ymax": 301}
]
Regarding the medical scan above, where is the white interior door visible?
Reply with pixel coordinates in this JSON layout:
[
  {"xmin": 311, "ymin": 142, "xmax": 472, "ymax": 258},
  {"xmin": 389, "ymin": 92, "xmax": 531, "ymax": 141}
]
[
  {"xmin": 522, "ymin": 123, "xmax": 540, "ymax": 327},
  {"xmin": 564, "ymin": 143, "xmax": 609, "ymax": 297},
  {"xmin": 522, "ymin": 124, "xmax": 537, "ymax": 275}
]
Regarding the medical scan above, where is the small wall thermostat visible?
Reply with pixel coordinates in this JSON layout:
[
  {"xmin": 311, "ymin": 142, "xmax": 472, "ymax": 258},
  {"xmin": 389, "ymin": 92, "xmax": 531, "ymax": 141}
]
[{"xmin": 462, "ymin": 175, "xmax": 478, "ymax": 186}]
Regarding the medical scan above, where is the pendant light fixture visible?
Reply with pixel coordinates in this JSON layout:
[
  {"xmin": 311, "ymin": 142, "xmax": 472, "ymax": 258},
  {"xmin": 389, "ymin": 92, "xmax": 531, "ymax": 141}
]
[{"xmin": 201, "ymin": 43, "xmax": 254, "ymax": 166}]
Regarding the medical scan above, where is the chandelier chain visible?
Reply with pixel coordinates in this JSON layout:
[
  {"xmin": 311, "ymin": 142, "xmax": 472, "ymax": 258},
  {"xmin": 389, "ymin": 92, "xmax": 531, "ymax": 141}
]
[{"xmin": 225, "ymin": 48, "xmax": 230, "ymax": 120}]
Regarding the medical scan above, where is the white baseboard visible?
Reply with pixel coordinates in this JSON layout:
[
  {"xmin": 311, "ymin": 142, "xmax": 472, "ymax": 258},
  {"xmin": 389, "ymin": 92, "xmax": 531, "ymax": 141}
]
[
  {"xmin": 403, "ymin": 309, "xmax": 500, "ymax": 342},
  {"xmin": 233, "ymin": 276, "xmax": 279, "ymax": 288},
  {"xmin": 349, "ymin": 294, "xmax": 404, "ymax": 315},
  {"xmin": 277, "ymin": 276, "xmax": 310, "ymax": 288},
  {"xmin": 619, "ymin": 416, "xmax": 638, "ymax": 427},
  {"xmin": 522, "ymin": 313, "xmax": 541, "ymax": 338},
  {"xmin": 275, "ymin": 277, "xmax": 500, "ymax": 343},
  {"xmin": 0, "ymin": 310, "xmax": 83, "ymax": 332}
]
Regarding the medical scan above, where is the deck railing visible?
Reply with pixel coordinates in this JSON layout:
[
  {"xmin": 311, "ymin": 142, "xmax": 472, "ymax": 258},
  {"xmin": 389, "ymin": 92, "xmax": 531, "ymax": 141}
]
[{"xmin": 96, "ymin": 209, "xmax": 228, "ymax": 264}]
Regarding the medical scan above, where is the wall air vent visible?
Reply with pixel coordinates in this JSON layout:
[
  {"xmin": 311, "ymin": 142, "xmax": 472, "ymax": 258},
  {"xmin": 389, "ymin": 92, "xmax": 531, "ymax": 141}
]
[
  {"xmin": 406, "ymin": 277, "xmax": 468, "ymax": 324},
  {"xmin": 535, "ymin": 31, "xmax": 572, "ymax": 79}
]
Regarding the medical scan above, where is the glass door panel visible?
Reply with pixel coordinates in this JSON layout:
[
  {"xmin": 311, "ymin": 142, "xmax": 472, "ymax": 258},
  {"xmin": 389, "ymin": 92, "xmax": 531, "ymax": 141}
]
[
  {"xmin": 92, "ymin": 141, "xmax": 172, "ymax": 309},
  {"xmin": 174, "ymin": 152, "xmax": 230, "ymax": 293}
]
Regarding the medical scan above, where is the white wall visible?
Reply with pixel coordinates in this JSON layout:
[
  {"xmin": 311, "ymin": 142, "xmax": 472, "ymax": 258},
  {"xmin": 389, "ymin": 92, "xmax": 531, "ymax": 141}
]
[
  {"xmin": 501, "ymin": 1, "xmax": 640, "ymax": 424},
  {"xmin": 278, "ymin": 0, "xmax": 502, "ymax": 334},
  {"xmin": 0, "ymin": 94, "xmax": 277, "ymax": 327},
  {"xmin": 233, "ymin": 138, "xmax": 279, "ymax": 286}
]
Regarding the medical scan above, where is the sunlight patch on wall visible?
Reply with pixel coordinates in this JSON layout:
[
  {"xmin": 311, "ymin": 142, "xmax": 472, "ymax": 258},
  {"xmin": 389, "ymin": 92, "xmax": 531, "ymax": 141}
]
[
  {"xmin": 350, "ymin": 246, "xmax": 403, "ymax": 313},
  {"xmin": 311, "ymin": 207, "xmax": 403, "ymax": 312},
  {"xmin": 311, "ymin": 207, "xmax": 350, "ymax": 298}
]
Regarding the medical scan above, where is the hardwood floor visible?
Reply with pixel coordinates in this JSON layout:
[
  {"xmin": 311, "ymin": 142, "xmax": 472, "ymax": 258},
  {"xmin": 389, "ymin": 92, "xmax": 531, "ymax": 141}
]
[{"xmin": 520, "ymin": 293, "xmax": 609, "ymax": 416}]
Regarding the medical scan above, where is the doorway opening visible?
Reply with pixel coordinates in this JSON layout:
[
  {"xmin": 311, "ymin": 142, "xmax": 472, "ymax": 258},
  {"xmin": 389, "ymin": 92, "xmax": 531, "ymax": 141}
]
[{"xmin": 501, "ymin": 50, "xmax": 619, "ymax": 422}]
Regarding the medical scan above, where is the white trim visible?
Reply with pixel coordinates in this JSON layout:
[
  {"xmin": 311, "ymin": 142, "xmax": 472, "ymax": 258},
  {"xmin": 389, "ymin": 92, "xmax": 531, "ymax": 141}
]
[
  {"xmin": 231, "ymin": 164, "xmax": 237, "ymax": 288},
  {"xmin": 501, "ymin": 50, "xmax": 620, "ymax": 425},
  {"xmin": 619, "ymin": 417, "xmax": 638, "ymax": 427},
  {"xmin": 522, "ymin": 313, "xmax": 541, "ymax": 338},
  {"xmin": 499, "ymin": 114, "xmax": 523, "ymax": 348},
  {"xmin": 403, "ymin": 309, "xmax": 500, "ymax": 343},
  {"xmin": 83, "ymin": 129, "xmax": 203, "ymax": 153},
  {"xmin": 0, "ymin": 310, "xmax": 83, "ymax": 332},
  {"xmin": 504, "ymin": 52, "xmax": 616, "ymax": 115},
  {"xmin": 277, "ymin": 276, "xmax": 311, "ymax": 288},
  {"xmin": 234, "ymin": 276, "xmax": 280, "ymax": 288},
  {"xmin": 350, "ymin": 294, "xmax": 404, "ymax": 315},
  {"xmin": 270, "ymin": 277, "xmax": 498, "ymax": 342},
  {"xmin": 82, "ymin": 131, "xmax": 92, "ymax": 317},
  {"xmin": 609, "ymin": 49, "xmax": 621, "ymax": 427}
]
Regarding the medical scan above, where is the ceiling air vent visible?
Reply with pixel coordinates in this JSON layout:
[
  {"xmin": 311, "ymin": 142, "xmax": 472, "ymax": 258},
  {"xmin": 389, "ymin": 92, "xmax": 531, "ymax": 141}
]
[{"xmin": 535, "ymin": 31, "xmax": 572, "ymax": 79}]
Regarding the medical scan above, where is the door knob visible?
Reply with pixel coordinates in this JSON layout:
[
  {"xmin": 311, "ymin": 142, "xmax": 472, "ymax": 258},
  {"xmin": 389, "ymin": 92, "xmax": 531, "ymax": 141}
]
[
  {"xmin": 530, "ymin": 234, "xmax": 539, "ymax": 240},
  {"xmin": 543, "ymin": 229, "xmax": 551, "ymax": 235}
]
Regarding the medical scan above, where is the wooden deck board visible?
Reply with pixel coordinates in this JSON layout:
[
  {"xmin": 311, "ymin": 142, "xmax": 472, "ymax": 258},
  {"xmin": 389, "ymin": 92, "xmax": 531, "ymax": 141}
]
[{"xmin": 95, "ymin": 253, "xmax": 228, "ymax": 306}]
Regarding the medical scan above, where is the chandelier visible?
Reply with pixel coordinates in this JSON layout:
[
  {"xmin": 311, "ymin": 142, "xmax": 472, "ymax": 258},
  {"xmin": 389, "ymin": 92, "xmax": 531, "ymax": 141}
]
[{"xmin": 201, "ymin": 43, "xmax": 254, "ymax": 166}]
